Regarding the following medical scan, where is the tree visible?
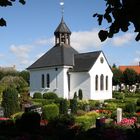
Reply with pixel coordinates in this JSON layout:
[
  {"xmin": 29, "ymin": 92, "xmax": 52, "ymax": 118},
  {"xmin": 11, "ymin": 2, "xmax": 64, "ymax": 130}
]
[
  {"xmin": 0, "ymin": 76, "xmax": 28, "ymax": 94},
  {"xmin": 112, "ymin": 68, "xmax": 123, "ymax": 86},
  {"xmin": 123, "ymin": 68, "xmax": 137, "ymax": 89},
  {"xmin": 0, "ymin": 0, "xmax": 26, "ymax": 26},
  {"xmin": 19, "ymin": 70, "xmax": 30, "ymax": 85},
  {"xmin": 1, "ymin": 86, "xmax": 20, "ymax": 117},
  {"xmin": 78, "ymin": 89, "xmax": 83, "ymax": 100},
  {"xmin": 94, "ymin": 0, "xmax": 140, "ymax": 41},
  {"xmin": 59, "ymin": 99, "xmax": 68, "ymax": 115}
]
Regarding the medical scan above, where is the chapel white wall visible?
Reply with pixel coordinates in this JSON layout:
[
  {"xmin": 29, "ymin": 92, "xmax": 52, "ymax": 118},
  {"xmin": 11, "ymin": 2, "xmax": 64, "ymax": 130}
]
[
  {"xmin": 29, "ymin": 66, "xmax": 70, "ymax": 98},
  {"xmin": 89, "ymin": 52, "xmax": 113, "ymax": 100}
]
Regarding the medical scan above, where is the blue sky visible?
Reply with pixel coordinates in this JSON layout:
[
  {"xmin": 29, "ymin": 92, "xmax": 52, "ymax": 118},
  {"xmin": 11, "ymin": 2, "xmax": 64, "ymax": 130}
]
[{"xmin": 0, "ymin": 0, "xmax": 139, "ymax": 71}]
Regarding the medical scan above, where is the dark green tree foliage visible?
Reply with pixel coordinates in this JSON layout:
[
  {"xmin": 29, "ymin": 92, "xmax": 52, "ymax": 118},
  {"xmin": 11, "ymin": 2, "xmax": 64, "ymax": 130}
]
[
  {"xmin": 70, "ymin": 99, "xmax": 77, "ymax": 114},
  {"xmin": 73, "ymin": 92, "xmax": 77, "ymax": 99},
  {"xmin": 136, "ymin": 74, "xmax": 140, "ymax": 83},
  {"xmin": 1, "ymin": 86, "xmax": 20, "ymax": 117},
  {"xmin": 125, "ymin": 102, "xmax": 136, "ymax": 113},
  {"xmin": 0, "ymin": 69, "xmax": 19, "ymax": 81},
  {"xmin": 94, "ymin": 0, "xmax": 140, "ymax": 41},
  {"xmin": 59, "ymin": 99, "xmax": 68, "ymax": 115},
  {"xmin": 19, "ymin": 70, "xmax": 30, "ymax": 85},
  {"xmin": 78, "ymin": 89, "xmax": 83, "ymax": 100},
  {"xmin": 0, "ymin": 76, "xmax": 28, "ymax": 93},
  {"xmin": 112, "ymin": 68, "xmax": 123, "ymax": 85},
  {"xmin": 0, "ymin": 0, "xmax": 26, "ymax": 26},
  {"xmin": 123, "ymin": 68, "xmax": 137, "ymax": 86}
]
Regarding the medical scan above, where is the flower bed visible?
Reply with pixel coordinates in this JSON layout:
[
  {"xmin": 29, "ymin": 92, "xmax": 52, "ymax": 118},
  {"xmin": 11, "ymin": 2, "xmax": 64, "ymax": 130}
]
[{"xmin": 115, "ymin": 117, "xmax": 137, "ymax": 127}]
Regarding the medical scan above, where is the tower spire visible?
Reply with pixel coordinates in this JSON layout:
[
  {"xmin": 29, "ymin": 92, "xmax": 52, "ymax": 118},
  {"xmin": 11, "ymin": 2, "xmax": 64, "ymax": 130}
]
[{"xmin": 60, "ymin": 0, "xmax": 64, "ymax": 18}]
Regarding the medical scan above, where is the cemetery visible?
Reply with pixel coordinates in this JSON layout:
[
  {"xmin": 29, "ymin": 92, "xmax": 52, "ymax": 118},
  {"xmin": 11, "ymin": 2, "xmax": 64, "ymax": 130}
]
[{"xmin": 0, "ymin": 90, "xmax": 140, "ymax": 139}]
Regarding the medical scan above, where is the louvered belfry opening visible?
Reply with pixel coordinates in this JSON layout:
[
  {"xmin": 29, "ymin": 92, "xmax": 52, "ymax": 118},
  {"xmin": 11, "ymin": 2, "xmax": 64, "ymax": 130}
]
[{"xmin": 54, "ymin": 17, "xmax": 71, "ymax": 45}]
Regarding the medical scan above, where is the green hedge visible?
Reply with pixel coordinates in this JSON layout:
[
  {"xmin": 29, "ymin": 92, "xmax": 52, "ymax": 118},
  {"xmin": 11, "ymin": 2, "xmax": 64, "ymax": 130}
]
[
  {"xmin": 42, "ymin": 103, "xmax": 59, "ymax": 120},
  {"xmin": 43, "ymin": 92, "xmax": 58, "ymax": 100},
  {"xmin": 75, "ymin": 112, "xmax": 99, "ymax": 131},
  {"xmin": 33, "ymin": 92, "xmax": 43, "ymax": 99}
]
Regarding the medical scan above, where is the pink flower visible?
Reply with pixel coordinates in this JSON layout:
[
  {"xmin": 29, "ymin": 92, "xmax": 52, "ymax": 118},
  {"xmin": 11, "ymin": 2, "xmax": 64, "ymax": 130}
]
[{"xmin": 116, "ymin": 117, "xmax": 137, "ymax": 127}]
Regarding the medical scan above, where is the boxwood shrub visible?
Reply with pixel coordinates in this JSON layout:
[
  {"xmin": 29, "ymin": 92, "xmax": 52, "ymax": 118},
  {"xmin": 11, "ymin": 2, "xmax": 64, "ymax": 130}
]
[
  {"xmin": 42, "ymin": 103, "xmax": 59, "ymax": 120},
  {"xmin": 43, "ymin": 92, "xmax": 58, "ymax": 100},
  {"xmin": 33, "ymin": 92, "xmax": 43, "ymax": 99}
]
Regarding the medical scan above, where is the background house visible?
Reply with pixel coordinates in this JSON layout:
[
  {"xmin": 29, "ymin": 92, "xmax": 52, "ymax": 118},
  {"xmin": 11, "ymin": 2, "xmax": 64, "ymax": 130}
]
[{"xmin": 27, "ymin": 18, "xmax": 113, "ymax": 100}]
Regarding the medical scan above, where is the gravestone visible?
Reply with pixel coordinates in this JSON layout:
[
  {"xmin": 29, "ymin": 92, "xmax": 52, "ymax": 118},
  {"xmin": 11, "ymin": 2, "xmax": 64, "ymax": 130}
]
[{"xmin": 117, "ymin": 108, "xmax": 122, "ymax": 123}]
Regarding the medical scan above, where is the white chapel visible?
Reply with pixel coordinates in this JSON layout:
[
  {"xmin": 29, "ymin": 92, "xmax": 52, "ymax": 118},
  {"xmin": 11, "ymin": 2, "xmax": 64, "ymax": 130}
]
[{"xmin": 27, "ymin": 17, "xmax": 113, "ymax": 100}]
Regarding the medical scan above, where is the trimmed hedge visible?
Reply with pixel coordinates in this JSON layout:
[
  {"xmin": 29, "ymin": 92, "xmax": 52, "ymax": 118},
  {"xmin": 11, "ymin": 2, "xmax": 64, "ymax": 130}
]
[
  {"xmin": 43, "ymin": 92, "xmax": 58, "ymax": 100},
  {"xmin": 75, "ymin": 111, "xmax": 99, "ymax": 131},
  {"xmin": 33, "ymin": 92, "xmax": 43, "ymax": 99},
  {"xmin": 42, "ymin": 104, "xmax": 59, "ymax": 120}
]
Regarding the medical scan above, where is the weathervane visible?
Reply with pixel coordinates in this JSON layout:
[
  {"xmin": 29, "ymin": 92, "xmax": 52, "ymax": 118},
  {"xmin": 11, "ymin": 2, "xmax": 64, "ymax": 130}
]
[{"xmin": 60, "ymin": 0, "xmax": 64, "ymax": 17}]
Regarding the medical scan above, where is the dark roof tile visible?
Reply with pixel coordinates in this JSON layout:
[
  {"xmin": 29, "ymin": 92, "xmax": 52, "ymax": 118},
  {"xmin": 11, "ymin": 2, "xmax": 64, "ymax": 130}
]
[
  {"xmin": 27, "ymin": 44, "xmax": 78, "ymax": 69},
  {"xmin": 71, "ymin": 51, "xmax": 102, "ymax": 72}
]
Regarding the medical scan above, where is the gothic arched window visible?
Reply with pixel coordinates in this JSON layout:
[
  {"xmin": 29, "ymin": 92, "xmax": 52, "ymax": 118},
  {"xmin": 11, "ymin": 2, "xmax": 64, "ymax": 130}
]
[
  {"xmin": 106, "ymin": 76, "xmax": 108, "ymax": 90},
  {"xmin": 41, "ymin": 74, "xmax": 45, "ymax": 88},
  {"xmin": 95, "ymin": 75, "xmax": 98, "ymax": 91},
  {"xmin": 46, "ymin": 74, "xmax": 50, "ymax": 88},
  {"xmin": 100, "ymin": 74, "xmax": 104, "ymax": 90}
]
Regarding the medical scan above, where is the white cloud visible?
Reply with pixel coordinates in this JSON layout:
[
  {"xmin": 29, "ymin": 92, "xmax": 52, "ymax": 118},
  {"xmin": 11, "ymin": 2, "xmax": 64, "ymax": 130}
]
[
  {"xmin": 10, "ymin": 44, "xmax": 32, "ymax": 59},
  {"xmin": 10, "ymin": 44, "xmax": 33, "ymax": 70},
  {"xmin": 71, "ymin": 29, "xmax": 105, "ymax": 52},
  {"xmin": 112, "ymin": 33, "xmax": 134, "ymax": 46},
  {"xmin": 34, "ymin": 37, "xmax": 54, "ymax": 47}
]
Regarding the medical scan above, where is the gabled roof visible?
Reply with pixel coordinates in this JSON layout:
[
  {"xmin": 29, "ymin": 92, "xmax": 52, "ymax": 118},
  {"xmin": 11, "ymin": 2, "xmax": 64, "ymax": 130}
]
[
  {"xmin": 54, "ymin": 18, "xmax": 71, "ymax": 35},
  {"xmin": 27, "ymin": 43, "xmax": 78, "ymax": 70},
  {"xmin": 119, "ymin": 65, "xmax": 140, "ymax": 74},
  {"xmin": 71, "ymin": 51, "xmax": 102, "ymax": 72}
]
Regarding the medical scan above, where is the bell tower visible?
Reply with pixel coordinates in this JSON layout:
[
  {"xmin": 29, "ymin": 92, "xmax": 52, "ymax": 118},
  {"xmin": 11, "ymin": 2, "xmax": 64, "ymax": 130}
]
[
  {"xmin": 54, "ymin": 17, "xmax": 71, "ymax": 45},
  {"xmin": 54, "ymin": 0, "xmax": 71, "ymax": 45}
]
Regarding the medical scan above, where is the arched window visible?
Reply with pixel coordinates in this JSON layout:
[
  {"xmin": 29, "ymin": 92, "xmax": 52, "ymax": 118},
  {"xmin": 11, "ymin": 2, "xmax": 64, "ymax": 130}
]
[
  {"xmin": 46, "ymin": 74, "xmax": 50, "ymax": 88},
  {"xmin": 95, "ymin": 75, "xmax": 98, "ymax": 90},
  {"xmin": 41, "ymin": 74, "xmax": 45, "ymax": 88},
  {"xmin": 100, "ymin": 74, "xmax": 104, "ymax": 90},
  {"xmin": 106, "ymin": 76, "xmax": 108, "ymax": 90}
]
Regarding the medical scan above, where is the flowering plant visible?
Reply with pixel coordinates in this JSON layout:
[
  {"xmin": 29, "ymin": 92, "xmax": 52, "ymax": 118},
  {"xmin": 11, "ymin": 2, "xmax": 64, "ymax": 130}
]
[{"xmin": 116, "ymin": 117, "xmax": 137, "ymax": 127}]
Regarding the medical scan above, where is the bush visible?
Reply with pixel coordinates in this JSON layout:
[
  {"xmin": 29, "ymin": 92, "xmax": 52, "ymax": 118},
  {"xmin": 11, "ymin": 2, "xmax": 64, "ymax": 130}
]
[
  {"xmin": 1, "ymin": 86, "xmax": 20, "ymax": 117},
  {"xmin": 59, "ymin": 99, "xmax": 68, "ymax": 115},
  {"xmin": 78, "ymin": 89, "xmax": 83, "ymax": 100},
  {"xmin": 70, "ymin": 99, "xmax": 77, "ymax": 114},
  {"xmin": 77, "ymin": 100, "xmax": 89, "ymax": 111},
  {"xmin": 73, "ymin": 92, "xmax": 77, "ymax": 99},
  {"xmin": 17, "ymin": 111, "xmax": 41, "ymax": 131},
  {"xmin": 43, "ymin": 92, "xmax": 58, "ymax": 100},
  {"xmin": 104, "ymin": 102, "xmax": 117, "ymax": 111},
  {"xmin": 113, "ymin": 92, "xmax": 125, "ymax": 99},
  {"xmin": 33, "ymin": 92, "xmax": 42, "ymax": 99},
  {"xmin": 77, "ymin": 110, "xmax": 86, "ymax": 116},
  {"xmin": 42, "ymin": 99, "xmax": 55, "ymax": 106},
  {"xmin": 137, "ymin": 98, "xmax": 140, "ymax": 106},
  {"xmin": 42, "ymin": 104, "xmax": 59, "ymax": 120},
  {"xmin": 54, "ymin": 114, "xmax": 75, "ymax": 126},
  {"xmin": 124, "ymin": 102, "xmax": 136, "ymax": 113},
  {"xmin": 75, "ymin": 115, "xmax": 94, "ymax": 131}
]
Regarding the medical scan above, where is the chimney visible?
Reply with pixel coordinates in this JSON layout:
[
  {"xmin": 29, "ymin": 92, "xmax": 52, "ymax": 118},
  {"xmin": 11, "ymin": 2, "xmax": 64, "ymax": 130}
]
[{"xmin": 139, "ymin": 62, "xmax": 140, "ymax": 66}]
